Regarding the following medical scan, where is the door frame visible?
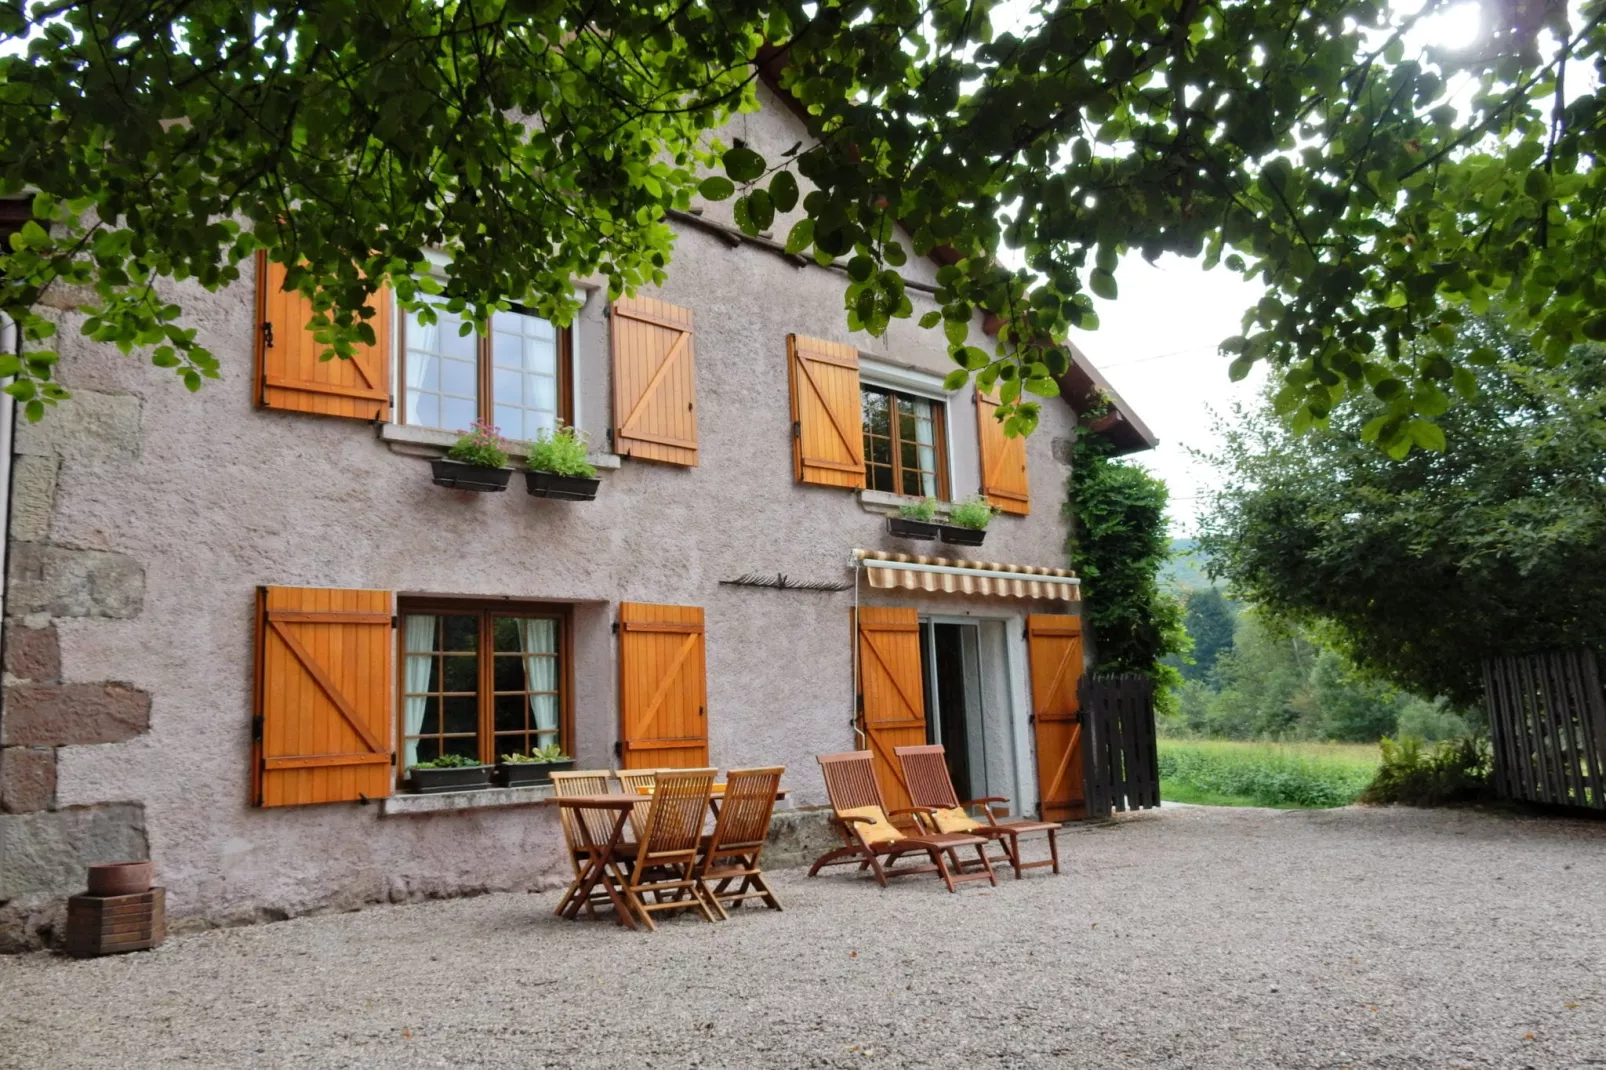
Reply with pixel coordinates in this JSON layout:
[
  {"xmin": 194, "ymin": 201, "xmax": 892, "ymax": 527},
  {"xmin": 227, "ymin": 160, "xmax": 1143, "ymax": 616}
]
[{"xmin": 919, "ymin": 612, "xmax": 1030, "ymax": 819}]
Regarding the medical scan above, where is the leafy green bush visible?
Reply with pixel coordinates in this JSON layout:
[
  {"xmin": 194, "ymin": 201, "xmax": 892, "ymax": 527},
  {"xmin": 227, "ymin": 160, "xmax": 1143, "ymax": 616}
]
[
  {"xmin": 411, "ymin": 753, "xmax": 483, "ymax": 769},
  {"xmin": 527, "ymin": 424, "xmax": 596, "ymax": 478},
  {"xmin": 1158, "ymin": 741, "xmax": 1375, "ymax": 808},
  {"xmin": 898, "ymin": 496, "xmax": 937, "ymax": 522},
  {"xmin": 947, "ymin": 495, "xmax": 994, "ymax": 530},
  {"xmin": 1360, "ymin": 735, "xmax": 1491, "ymax": 807},
  {"xmin": 446, "ymin": 420, "xmax": 509, "ymax": 469}
]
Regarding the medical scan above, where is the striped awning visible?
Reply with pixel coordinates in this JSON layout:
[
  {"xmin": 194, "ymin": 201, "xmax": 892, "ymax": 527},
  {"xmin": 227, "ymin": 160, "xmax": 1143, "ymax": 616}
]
[{"xmin": 853, "ymin": 549, "xmax": 1081, "ymax": 602}]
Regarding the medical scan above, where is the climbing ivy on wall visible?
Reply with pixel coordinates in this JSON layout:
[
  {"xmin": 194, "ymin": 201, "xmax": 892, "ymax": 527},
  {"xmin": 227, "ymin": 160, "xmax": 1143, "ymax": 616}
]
[{"xmin": 1066, "ymin": 420, "xmax": 1187, "ymax": 712}]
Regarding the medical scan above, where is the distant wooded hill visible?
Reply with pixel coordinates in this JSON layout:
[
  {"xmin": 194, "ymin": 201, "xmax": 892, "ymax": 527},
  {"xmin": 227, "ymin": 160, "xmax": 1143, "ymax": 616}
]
[{"xmin": 1161, "ymin": 538, "xmax": 1219, "ymax": 592}]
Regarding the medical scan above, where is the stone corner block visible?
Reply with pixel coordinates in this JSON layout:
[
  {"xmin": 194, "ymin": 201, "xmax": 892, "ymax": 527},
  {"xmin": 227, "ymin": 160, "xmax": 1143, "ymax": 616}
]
[
  {"xmin": 9, "ymin": 455, "xmax": 59, "ymax": 543},
  {"xmin": 1, "ymin": 683, "xmax": 150, "ymax": 746},
  {"xmin": 6, "ymin": 543, "xmax": 145, "ymax": 620},
  {"xmin": 0, "ymin": 747, "xmax": 56, "ymax": 814},
  {"xmin": 13, "ymin": 388, "xmax": 142, "ymax": 466},
  {"xmin": 2, "ymin": 622, "xmax": 59, "ymax": 684},
  {"xmin": 0, "ymin": 802, "xmax": 147, "ymax": 900}
]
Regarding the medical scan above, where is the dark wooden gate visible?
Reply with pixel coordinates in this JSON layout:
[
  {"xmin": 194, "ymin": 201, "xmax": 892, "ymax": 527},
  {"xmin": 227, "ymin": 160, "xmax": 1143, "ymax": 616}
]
[
  {"xmin": 1078, "ymin": 674, "xmax": 1161, "ymax": 819},
  {"xmin": 1482, "ymin": 649, "xmax": 1606, "ymax": 811}
]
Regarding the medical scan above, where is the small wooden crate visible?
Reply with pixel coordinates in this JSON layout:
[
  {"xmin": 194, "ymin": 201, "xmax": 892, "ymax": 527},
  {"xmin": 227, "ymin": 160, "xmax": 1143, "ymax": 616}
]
[{"xmin": 64, "ymin": 887, "xmax": 165, "ymax": 958}]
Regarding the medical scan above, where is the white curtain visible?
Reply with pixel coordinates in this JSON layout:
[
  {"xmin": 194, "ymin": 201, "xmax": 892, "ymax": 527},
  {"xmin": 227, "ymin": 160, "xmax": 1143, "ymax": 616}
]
[
  {"xmin": 403, "ymin": 615, "xmax": 437, "ymax": 767},
  {"xmin": 517, "ymin": 618, "xmax": 559, "ymax": 745},
  {"xmin": 912, "ymin": 397, "xmax": 938, "ymax": 497}
]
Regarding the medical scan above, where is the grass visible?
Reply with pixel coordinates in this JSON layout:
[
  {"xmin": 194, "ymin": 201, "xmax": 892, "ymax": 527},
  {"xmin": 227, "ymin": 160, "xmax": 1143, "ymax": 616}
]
[{"xmin": 1158, "ymin": 739, "xmax": 1380, "ymax": 809}]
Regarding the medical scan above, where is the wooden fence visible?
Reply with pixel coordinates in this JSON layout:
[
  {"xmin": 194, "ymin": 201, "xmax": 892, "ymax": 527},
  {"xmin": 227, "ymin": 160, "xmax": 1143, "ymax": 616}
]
[
  {"xmin": 1482, "ymin": 648, "xmax": 1606, "ymax": 811},
  {"xmin": 1078, "ymin": 674, "xmax": 1161, "ymax": 819}
]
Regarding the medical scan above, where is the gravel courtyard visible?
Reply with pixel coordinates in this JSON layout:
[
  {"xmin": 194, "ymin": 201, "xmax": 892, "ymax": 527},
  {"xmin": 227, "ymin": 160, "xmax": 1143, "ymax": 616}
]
[{"xmin": 2, "ymin": 805, "xmax": 1604, "ymax": 1070}]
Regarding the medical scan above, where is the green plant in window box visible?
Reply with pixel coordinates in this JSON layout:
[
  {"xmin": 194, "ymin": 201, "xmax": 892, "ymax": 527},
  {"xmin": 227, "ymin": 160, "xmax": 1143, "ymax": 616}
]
[
  {"xmin": 497, "ymin": 743, "xmax": 576, "ymax": 787},
  {"xmin": 407, "ymin": 752, "xmax": 494, "ymax": 794},
  {"xmin": 432, "ymin": 420, "xmax": 514, "ymax": 492},
  {"xmin": 525, "ymin": 424, "xmax": 602, "ymax": 501},
  {"xmin": 888, "ymin": 496, "xmax": 941, "ymax": 541},
  {"xmin": 940, "ymin": 495, "xmax": 994, "ymax": 547}
]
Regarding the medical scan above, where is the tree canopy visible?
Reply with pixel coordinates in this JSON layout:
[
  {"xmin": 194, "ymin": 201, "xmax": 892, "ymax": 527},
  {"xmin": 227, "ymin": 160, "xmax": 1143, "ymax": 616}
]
[
  {"xmin": 1197, "ymin": 318, "xmax": 1606, "ymax": 705},
  {"xmin": 1, "ymin": 1, "xmax": 1602, "ymax": 450}
]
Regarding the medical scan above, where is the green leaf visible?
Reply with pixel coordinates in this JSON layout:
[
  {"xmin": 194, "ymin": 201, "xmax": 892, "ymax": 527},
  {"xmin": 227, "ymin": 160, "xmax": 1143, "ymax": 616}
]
[
  {"xmin": 784, "ymin": 218, "xmax": 814, "ymax": 254},
  {"xmin": 919, "ymin": 310, "xmax": 942, "ymax": 329},
  {"xmin": 698, "ymin": 176, "xmax": 735, "ymax": 201},
  {"xmin": 746, "ymin": 188, "xmax": 774, "ymax": 232},
  {"xmin": 942, "ymin": 369, "xmax": 970, "ymax": 391},
  {"xmin": 944, "ymin": 318, "xmax": 968, "ymax": 346},
  {"xmin": 769, "ymin": 170, "xmax": 799, "ymax": 213},
  {"xmin": 1090, "ymin": 269, "xmax": 1118, "ymax": 300},
  {"xmin": 1228, "ymin": 358, "xmax": 1253, "ymax": 382},
  {"xmin": 722, "ymin": 147, "xmax": 766, "ymax": 183},
  {"xmin": 1407, "ymin": 419, "xmax": 1446, "ymax": 452}
]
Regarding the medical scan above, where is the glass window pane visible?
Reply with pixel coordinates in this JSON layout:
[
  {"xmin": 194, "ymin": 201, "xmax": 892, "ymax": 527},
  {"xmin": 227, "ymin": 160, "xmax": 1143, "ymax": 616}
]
[
  {"xmin": 494, "ymin": 693, "xmax": 527, "ymax": 734},
  {"xmin": 869, "ymin": 435, "xmax": 891, "ymax": 467},
  {"xmin": 493, "ymin": 367, "xmax": 522, "ymax": 405},
  {"xmin": 441, "ymin": 655, "xmax": 477, "ymax": 693},
  {"xmin": 408, "ymin": 352, "xmax": 439, "ymax": 392},
  {"xmin": 441, "ymin": 615, "xmax": 478, "ymax": 652},
  {"xmin": 443, "ymin": 695, "xmax": 477, "ymax": 734},
  {"xmin": 416, "ymin": 696, "xmax": 440, "ymax": 735},
  {"xmin": 441, "ymin": 357, "xmax": 476, "ymax": 398},
  {"xmin": 443, "ymin": 736, "xmax": 478, "ymax": 760},
  {"xmin": 492, "ymin": 330, "xmax": 523, "ymax": 368},
  {"xmin": 862, "ymin": 391, "xmax": 890, "ymax": 436},
  {"xmin": 868, "ymin": 465, "xmax": 893, "ymax": 493},
  {"xmin": 413, "ymin": 736, "xmax": 440, "ymax": 763},
  {"xmin": 439, "ymin": 319, "xmax": 475, "ymax": 361},
  {"xmin": 900, "ymin": 439, "xmax": 919, "ymax": 473},
  {"xmin": 493, "ymin": 653, "xmax": 525, "ymax": 692},
  {"xmin": 442, "ymin": 396, "xmax": 476, "ymax": 433},
  {"xmin": 491, "ymin": 617, "xmax": 520, "ymax": 653},
  {"xmin": 528, "ymin": 374, "xmax": 556, "ymax": 412},
  {"xmin": 407, "ymin": 391, "xmax": 439, "ymax": 429}
]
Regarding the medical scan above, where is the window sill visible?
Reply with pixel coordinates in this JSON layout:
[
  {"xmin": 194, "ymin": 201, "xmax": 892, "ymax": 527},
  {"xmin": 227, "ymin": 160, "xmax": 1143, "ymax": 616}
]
[
  {"xmin": 858, "ymin": 489, "xmax": 954, "ymax": 518},
  {"xmin": 378, "ymin": 783, "xmax": 554, "ymax": 816},
  {"xmin": 376, "ymin": 423, "xmax": 622, "ymax": 470}
]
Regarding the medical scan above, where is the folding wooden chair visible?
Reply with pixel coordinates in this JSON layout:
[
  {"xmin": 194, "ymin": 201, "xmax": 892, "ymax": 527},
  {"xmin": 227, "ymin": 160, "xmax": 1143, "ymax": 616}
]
[
  {"xmin": 550, "ymin": 769, "xmax": 623, "ymax": 918},
  {"xmin": 620, "ymin": 768, "xmax": 720, "ymax": 931},
  {"xmin": 895, "ymin": 744, "xmax": 1062, "ymax": 878},
  {"xmin": 615, "ymin": 768, "xmax": 661, "ymax": 841},
  {"xmin": 808, "ymin": 751, "xmax": 995, "ymax": 893},
  {"xmin": 696, "ymin": 766, "xmax": 785, "ymax": 916}
]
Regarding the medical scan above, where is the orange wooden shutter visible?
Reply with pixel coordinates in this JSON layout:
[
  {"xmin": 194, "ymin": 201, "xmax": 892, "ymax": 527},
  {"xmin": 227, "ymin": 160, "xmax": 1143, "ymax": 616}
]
[
  {"xmin": 856, "ymin": 606, "xmax": 927, "ymax": 818},
  {"xmin": 255, "ymin": 255, "xmax": 392, "ymax": 421},
  {"xmin": 618, "ymin": 603, "xmax": 708, "ymax": 769},
  {"xmin": 610, "ymin": 297, "xmax": 698, "ymax": 465},
  {"xmin": 788, "ymin": 334, "xmax": 866, "ymax": 488},
  {"xmin": 253, "ymin": 586, "xmax": 394, "ymax": 807},
  {"xmin": 976, "ymin": 391, "xmax": 1030, "ymax": 515},
  {"xmin": 1027, "ymin": 614, "xmax": 1084, "ymax": 821}
]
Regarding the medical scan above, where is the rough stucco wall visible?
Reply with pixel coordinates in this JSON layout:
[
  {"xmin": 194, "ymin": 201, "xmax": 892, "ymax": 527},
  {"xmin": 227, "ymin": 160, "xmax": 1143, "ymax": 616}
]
[{"xmin": 7, "ymin": 94, "xmax": 1082, "ymax": 935}]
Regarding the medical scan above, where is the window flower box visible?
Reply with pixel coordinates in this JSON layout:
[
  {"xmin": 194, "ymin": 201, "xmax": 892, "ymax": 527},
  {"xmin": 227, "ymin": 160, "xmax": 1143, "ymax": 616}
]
[
  {"xmin": 525, "ymin": 471, "xmax": 600, "ymax": 501},
  {"xmin": 407, "ymin": 763, "xmax": 494, "ymax": 794},
  {"xmin": 431, "ymin": 459, "xmax": 512, "ymax": 492},
  {"xmin": 497, "ymin": 758, "xmax": 576, "ymax": 788},
  {"xmin": 939, "ymin": 525, "xmax": 987, "ymax": 547},
  {"xmin": 887, "ymin": 516, "xmax": 940, "ymax": 540}
]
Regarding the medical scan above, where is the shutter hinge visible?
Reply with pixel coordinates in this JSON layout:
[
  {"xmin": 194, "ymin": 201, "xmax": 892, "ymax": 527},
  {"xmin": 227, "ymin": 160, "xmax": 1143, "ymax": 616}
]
[
  {"xmin": 699, "ymin": 705, "xmax": 705, "ymax": 719},
  {"xmin": 251, "ymin": 715, "xmax": 264, "ymax": 743},
  {"xmin": 613, "ymin": 741, "xmax": 622, "ymax": 758},
  {"xmin": 357, "ymin": 793, "xmax": 371, "ymax": 806},
  {"xmin": 612, "ymin": 621, "xmax": 619, "ymax": 635},
  {"xmin": 391, "ymin": 615, "xmax": 399, "ymax": 629},
  {"xmin": 602, "ymin": 304, "xmax": 612, "ymax": 318},
  {"xmin": 606, "ymin": 427, "xmax": 614, "ymax": 449},
  {"xmin": 262, "ymin": 321, "xmax": 274, "ymax": 349},
  {"xmin": 792, "ymin": 420, "xmax": 801, "ymax": 439}
]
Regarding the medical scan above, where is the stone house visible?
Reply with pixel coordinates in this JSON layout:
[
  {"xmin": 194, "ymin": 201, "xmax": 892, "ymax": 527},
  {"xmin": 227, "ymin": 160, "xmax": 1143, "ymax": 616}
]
[{"xmin": 0, "ymin": 83, "xmax": 1152, "ymax": 949}]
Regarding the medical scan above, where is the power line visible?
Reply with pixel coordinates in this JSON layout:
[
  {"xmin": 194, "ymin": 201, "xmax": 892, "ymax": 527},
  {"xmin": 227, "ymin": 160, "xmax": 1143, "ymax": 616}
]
[{"xmin": 1095, "ymin": 343, "xmax": 1223, "ymax": 370}]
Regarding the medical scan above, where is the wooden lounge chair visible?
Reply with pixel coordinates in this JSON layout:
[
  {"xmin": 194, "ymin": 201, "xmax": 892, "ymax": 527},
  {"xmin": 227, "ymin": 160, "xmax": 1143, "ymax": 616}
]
[
  {"xmin": 549, "ymin": 769, "xmax": 620, "ymax": 917},
  {"xmin": 894, "ymin": 744, "xmax": 1062, "ymax": 879},
  {"xmin": 808, "ymin": 751, "xmax": 995, "ymax": 893},
  {"xmin": 697, "ymin": 766, "xmax": 785, "ymax": 916},
  {"xmin": 620, "ymin": 767, "xmax": 720, "ymax": 930}
]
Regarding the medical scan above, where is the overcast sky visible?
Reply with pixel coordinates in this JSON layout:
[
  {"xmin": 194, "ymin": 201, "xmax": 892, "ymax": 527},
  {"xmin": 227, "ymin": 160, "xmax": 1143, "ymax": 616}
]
[{"xmin": 1068, "ymin": 255, "xmax": 1267, "ymax": 538}]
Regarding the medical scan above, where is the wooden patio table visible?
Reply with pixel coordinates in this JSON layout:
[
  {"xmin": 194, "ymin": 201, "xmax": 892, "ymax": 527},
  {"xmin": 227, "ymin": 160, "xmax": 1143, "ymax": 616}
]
[
  {"xmin": 548, "ymin": 794, "xmax": 641, "ymax": 929},
  {"xmin": 633, "ymin": 783, "xmax": 790, "ymax": 818}
]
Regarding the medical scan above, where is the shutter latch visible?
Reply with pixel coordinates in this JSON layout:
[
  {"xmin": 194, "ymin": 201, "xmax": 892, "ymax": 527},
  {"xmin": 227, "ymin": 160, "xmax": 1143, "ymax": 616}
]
[
  {"xmin": 792, "ymin": 420, "xmax": 801, "ymax": 439},
  {"xmin": 262, "ymin": 321, "xmax": 274, "ymax": 349}
]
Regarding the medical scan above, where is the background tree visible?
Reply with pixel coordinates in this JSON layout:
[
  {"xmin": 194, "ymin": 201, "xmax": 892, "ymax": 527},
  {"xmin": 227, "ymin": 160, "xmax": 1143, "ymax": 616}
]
[
  {"xmin": 2, "ymin": 0, "xmax": 1604, "ymax": 452},
  {"xmin": 1179, "ymin": 588, "xmax": 1235, "ymax": 683},
  {"xmin": 1197, "ymin": 318, "xmax": 1606, "ymax": 705}
]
